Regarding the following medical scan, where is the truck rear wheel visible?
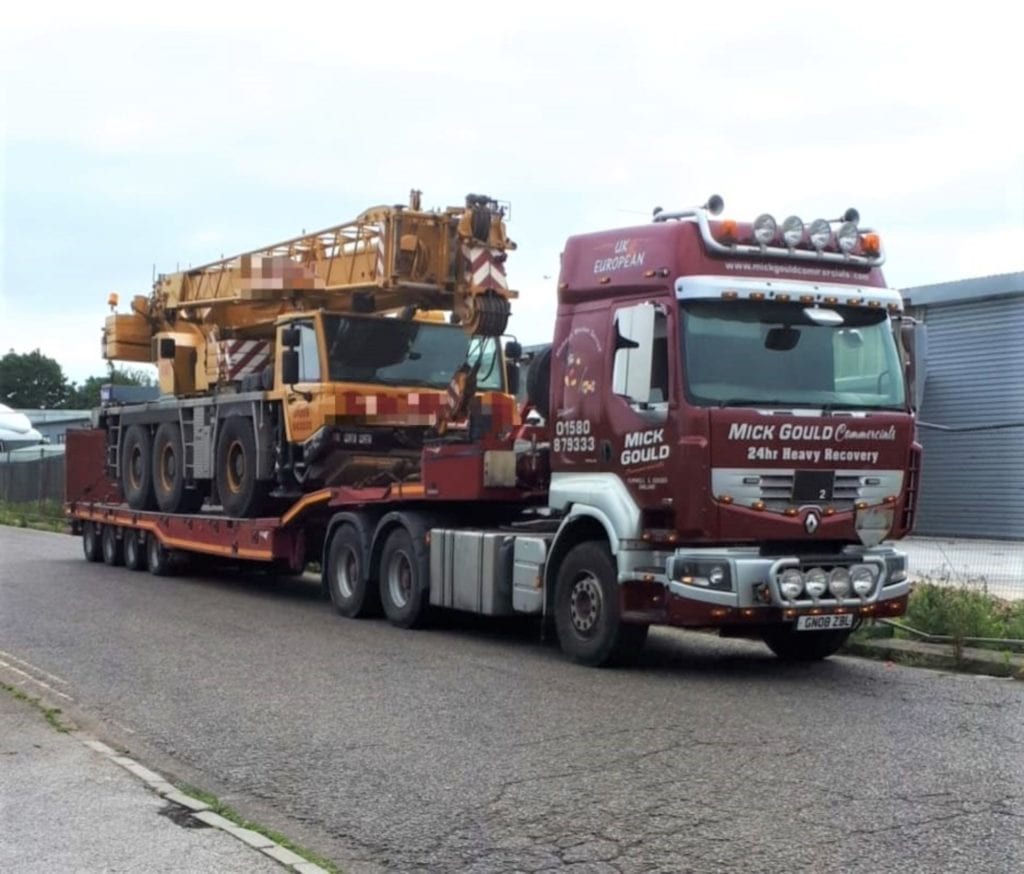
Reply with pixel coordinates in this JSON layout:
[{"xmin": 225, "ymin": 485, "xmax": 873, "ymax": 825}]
[
  {"xmin": 215, "ymin": 417, "xmax": 269, "ymax": 518},
  {"xmin": 761, "ymin": 626, "xmax": 852, "ymax": 661},
  {"xmin": 153, "ymin": 423, "xmax": 204, "ymax": 514},
  {"xmin": 101, "ymin": 525, "xmax": 123, "ymax": 566},
  {"xmin": 554, "ymin": 541, "xmax": 649, "ymax": 667},
  {"xmin": 379, "ymin": 526, "xmax": 431, "ymax": 629},
  {"xmin": 82, "ymin": 521, "xmax": 102, "ymax": 562},
  {"xmin": 123, "ymin": 529, "xmax": 146, "ymax": 571},
  {"xmin": 122, "ymin": 425, "xmax": 156, "ymax": 510},
  {"xmin": 327, "ymin": 524, "xmax": 379, "ymax": 618}
]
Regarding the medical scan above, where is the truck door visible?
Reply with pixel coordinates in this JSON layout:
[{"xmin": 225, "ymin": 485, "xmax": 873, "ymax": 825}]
[{"xmin": 279, "ymin": 318, "xmax": 324, "ymax": 443}]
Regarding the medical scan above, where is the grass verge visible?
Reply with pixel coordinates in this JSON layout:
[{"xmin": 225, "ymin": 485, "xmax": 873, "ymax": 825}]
[
  {"xmin": 0, "ymin": 681, "xmax": 74, "ymax": 731},
  {"xmin": 0, "ymin": 499, "xmax": 67, "ymax": 533},
  {"xmin": 176, "ymin": 782, "xmax": 342, "ymax": 874}
]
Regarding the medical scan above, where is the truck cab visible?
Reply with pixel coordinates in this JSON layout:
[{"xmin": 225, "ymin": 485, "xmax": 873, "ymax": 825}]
[{"xmin": 542, "ymin": 201, "xmax": 914, "ymax": 657}]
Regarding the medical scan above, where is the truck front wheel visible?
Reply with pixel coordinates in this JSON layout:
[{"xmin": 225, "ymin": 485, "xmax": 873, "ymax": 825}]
[
  {"xmin": 327, "ymin": 524, "xmax": 379, "ymax": 618},
  {"xmin": 554, "ymin": 541, "xmax": 649, "ymax": 667},
  {"xmin": 379, "ymin": 526, "xmax": 431, "ymax": 629},
  {"xmin": 761, "ymin": 626, "xmax": 852, "ymax": 661}
]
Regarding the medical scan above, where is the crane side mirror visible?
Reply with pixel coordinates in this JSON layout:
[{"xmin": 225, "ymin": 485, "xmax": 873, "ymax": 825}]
[
  {"xmin": 505, "ymin": 361, "xmax": 521, "ymax": 397},
  {"xmin": 504, "ymin": 340, "xmax": 523, "ymax": 361},
  {"xmin": 281, "ymin": 327, "xmax": 301, "ymax": 349},
  {"xmin": 158, "ymin": 338, "xmax": 176, "ymax": 359},
  {"xmin": 282, "ymin": 349, "xmax": 300, "ymax": 386}
]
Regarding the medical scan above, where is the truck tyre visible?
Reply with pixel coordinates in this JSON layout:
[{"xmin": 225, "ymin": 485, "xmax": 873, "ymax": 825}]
[
  {"xmin": 327, "ymin": 524, "xmax": 379, "ymax": 618},
  {"xmin": 761, "ymin": 627, "xmax": 852, "ymax": 661},
  {"xmin": 82, "ymin": 521, "xmax": 102, "ymax": 562},
  {"xmin": 379, "ymin": 526, "xmax": 431, "ymax": 629},
  {"xmin": 101, "ymin": 525, "xmax": 123, "ymax": 566},
  {"xmin": 122, "ymin": 425, "xmax": 156, "ymax": 511},
  {"xmin": 215, "ymin": 417, "xmax": 269, "ymax": 518},
  {"xmin": 123, "ymin": 529, "xmax": 146, "ymax": 571},
  {"xmin": 153, "ymin": 423, "xmax": 204, "ymax": 514},
  {"xmin": 554, "ymin": 541, "xmax": 649, "ymax": 667},
  {"xmin": 146, "ymin": 533, "xmax": 174, "ymax": 577}
]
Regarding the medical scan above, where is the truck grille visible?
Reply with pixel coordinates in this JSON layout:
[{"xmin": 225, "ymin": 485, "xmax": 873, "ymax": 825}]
[{"xmin": 711, "ymin": 468, "xmax": 904, "ymax": 513}]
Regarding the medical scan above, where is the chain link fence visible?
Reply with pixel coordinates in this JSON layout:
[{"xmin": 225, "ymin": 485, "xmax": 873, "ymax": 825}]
[{"xmin": 901, "ymin": 536, "xmax": 1024, "ymax": 602}]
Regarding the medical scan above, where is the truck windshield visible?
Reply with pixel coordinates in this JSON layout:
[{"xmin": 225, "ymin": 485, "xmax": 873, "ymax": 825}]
[
  {"xmin": 681, "ymin": 301, "xmax": 906, "ymax": 410},
  {"xmin": 322, "ymin": 315, "xmax": 502, "ymax": 391}
]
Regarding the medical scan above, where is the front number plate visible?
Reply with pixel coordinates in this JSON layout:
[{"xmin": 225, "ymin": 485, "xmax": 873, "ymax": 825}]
[{"xmin": 796, "ymin": 614, "xmax": 854, "ymax": 631}]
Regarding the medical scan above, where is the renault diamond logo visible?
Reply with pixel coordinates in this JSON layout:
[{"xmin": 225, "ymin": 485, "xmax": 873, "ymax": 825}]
[{"xmin": 804, "ymin": 511, "xmax": 821, "ymax": 534}]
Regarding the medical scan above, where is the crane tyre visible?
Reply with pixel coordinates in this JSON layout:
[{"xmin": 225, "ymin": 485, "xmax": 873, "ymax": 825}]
[
  {"xmin": 153, "ymin": 423, "xmax": 203, "ymax": 514},
  {"xmin": 554, "ymin": 541, "xmax": 648, "ymax": 667},
  {"xmin": 122, "ymin": 425, "xmax": 156, "ymax": 510},
  {"xmin": 101, "ymin": 525, "xmax": 123, "ymax": 566},
  {"xmin": 215, "ymin": 417, "xmax": 269, "ymax": 518},
  {"xmin": 379, "ymin": 526, "xmax": 431, "ymax": 629},
  {"xmin": 123, "ymin": 529, "xmax": 146, "ymax": 571},
  {"xmin": 326, "ymin": 524, "xmax": 380, "ymax": 618},
  {"xmin": 82, "ymin": 521, "xmax": 102, "ymax": 562}
]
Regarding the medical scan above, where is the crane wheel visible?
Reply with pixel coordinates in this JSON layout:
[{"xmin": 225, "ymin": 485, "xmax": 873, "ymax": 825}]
[
  {"xmin": 121, "ymin": 425, "xmax": 157, "ymax": 511},
  {"xmin": 467, "ymin": 291, "xmax": 511, "ymax": 336},
  {"xmin": 215, "ymin": 417, "xmax": 269, "ymax": 518},
  {"xmin": 153, "ymin": 423, "xmax": 204, "ymax": 514}
]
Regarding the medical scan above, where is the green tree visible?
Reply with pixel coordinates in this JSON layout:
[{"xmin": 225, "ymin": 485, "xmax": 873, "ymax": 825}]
[
  {"xmin": 66, "ymin": 366, "xmax": 156, "ymax": 409},
  {"xmin": 0, "ymin": 349, "xmax": 70, "ymax": 409}
]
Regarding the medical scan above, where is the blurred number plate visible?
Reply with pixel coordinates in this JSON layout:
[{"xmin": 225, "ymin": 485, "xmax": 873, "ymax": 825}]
[
  {"xmin": 796, "ymin": 614, "xmax": 853, "ymax": 631},
  {"xmin": 793, "ymin": 469, "xmax": 834, "ymax": 502}
]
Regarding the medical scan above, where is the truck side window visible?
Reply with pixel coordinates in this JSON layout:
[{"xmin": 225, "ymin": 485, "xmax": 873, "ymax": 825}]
[
  {"xmin": 296, "ymin": 321, "xmax": 320, "ymax": 382},
  {"xmin": 612, "ymin": 303, "xmax": 668, "ymax": 411}
]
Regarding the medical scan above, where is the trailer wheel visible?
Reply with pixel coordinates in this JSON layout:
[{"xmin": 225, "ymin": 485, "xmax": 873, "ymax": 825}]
[
  {"xmin": 327, "ymin": 524, "xmax": 379, "ymax": 618},
  {"xmin": 122, "ymin": 425, "xmax": 156, "ymax": 511},
  {"xmin": 146, "ymin": 533, "xmax": 174, "ymax": 577},
  {"xmin": 761, "ymin": 627, "xmax": 852, "ymax": 661},
  {"xmin": 215, "ymin": 417, "xmax": 269, "ymax": 518},
  {"xmin": 379, "ymin": 526, "xmax": 431, "ymax": 629},
  {"xmin": 101, "ymin": 525, "xmax": 124, "ymax": 566},
  {"xmin": 82, "ymin": 521, "xmax": 102, "ymax": 562},
  {"xmin": 123, "ymin": 529, "xmax": 146, "ymax": 571},
  {"xmin": 554, "ymin": 541, "xmax": 649, "ymax": 667},
  {"xmin": 153, "ymin": 423, "xmax": 204, "ymax": 514}
]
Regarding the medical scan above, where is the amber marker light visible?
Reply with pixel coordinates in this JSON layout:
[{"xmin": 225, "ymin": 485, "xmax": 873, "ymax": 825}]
[
  {"xmin": 644, "ymin": 269, "xmax": 656, "ymax": 278},
  {"xmin": 720, "ymin": 495, "xmax": 734, "ymax": 504},
  {"xmin": 856, "ymin": 501, "xmax": 868, "ymax": 510},
  {"xmin": 721, "ymin": 290, "xmax": 739, "ymax": 300},
  {"xmin": 785, "ymin": 508, "xmax": 798, "ymax": 517},
  {"xmin": 752, "ymin": 500, "xmax": 766, "ymax": 511},
  {"xmin": 862, "ymin": 233, "xmax": 881, "ymax": 254},
  {"xmin": 825, "ymin": 507, "xmax": 836, "ymax": 516},
  {"xmin": 107, "ymin": 292, "xmax": 119, "ymax": 309},
  {"xmin": 799, "ymin": 294, "xmax": 814, "ymax": 304},
  {"xmin": 749, "ymin": 292, "xmax": 766, "ymax": 301},
  {"xmin": 710, "ymin": 608, "xmax": 729, "ymax": 618},
  {"xmin": 718, "ymin": 219, "xmax": 738, "ymax": 242},
  {"xmin": 824, "ymin": 296, "xmax": 838, "ymax": 304},
  {"xmin": 775, "ymin": 293, "xmax": 790, "ymax": 302},
  {"xmin": 868, "ymin": 300, "xmax": 881, "ymax": 308},
  {"xmin": 847, "ymin": 298, "xmax": 862, "ymax": 306},
  {"xmin": 599, "ymin": 276, "xmax": 611, "ymax": 284}
]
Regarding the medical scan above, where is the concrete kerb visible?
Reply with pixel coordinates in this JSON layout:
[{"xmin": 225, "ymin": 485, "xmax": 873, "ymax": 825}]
[
  {"xmin": 844, "ymin": 635, "xmax": 1024, "ymax": 679},
  {"xmin": 71, "ymin": 730, "xmax": 332, "ymax": 874}
]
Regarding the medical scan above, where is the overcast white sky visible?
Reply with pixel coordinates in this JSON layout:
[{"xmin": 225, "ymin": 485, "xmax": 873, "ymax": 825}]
[{"xmin": 2, "ymin": 1, "xmax": 1022, "ymax": 384}]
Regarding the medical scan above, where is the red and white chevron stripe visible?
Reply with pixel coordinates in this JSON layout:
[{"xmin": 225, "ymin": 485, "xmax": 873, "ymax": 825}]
[
  {"xmin": 374, "ymin": 223, "xmax": 386, "ymax": 279},
  {"xmin": 461, "ymin": 244, "xmax": 509, "ymax": 292},
  {"xmin": 217, "ymin": 340, "xmax": 272, "ymax": 383}
]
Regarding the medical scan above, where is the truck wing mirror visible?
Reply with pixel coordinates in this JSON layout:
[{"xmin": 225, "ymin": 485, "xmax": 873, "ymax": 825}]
[
  {"xmin": 900, "ymin": 318, "xmax": 928, "ymax": 411},
  {"xmin": 282, "ymin": 349, "xmax": 300, "ymax": 386}
]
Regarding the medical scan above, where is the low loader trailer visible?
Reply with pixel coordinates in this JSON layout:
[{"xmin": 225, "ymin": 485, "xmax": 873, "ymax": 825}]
[{"xmin": 67, "ymin": 195, "xmax": 917, "ymax": 666}]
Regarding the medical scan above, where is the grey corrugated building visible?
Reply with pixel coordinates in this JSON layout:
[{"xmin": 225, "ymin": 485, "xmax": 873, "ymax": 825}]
[{"xmin": 903, "ymin": 272, "xmax": 1024, "ymax": 539}]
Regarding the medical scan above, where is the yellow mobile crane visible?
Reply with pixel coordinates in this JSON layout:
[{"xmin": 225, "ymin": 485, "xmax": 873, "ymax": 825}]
[{"xmin": 101, "ymin": 191, "xmax": 519, "ymax": 517}]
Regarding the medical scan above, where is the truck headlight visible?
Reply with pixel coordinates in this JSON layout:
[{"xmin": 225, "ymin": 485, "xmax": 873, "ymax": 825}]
[
  {"xmin": 828, "ymin": 567, "xmax": 851, "ymax": 598},
  {"xmin": 779, "ymin": 568, "xmax": 804, "ymax": 600},
  {"xmin": 804, "ymin": 567, "xmax": 828, "ymax": 599},
  {"xmin": 850, "ymin": 564, "xmax": 876, "ymax": 597}
]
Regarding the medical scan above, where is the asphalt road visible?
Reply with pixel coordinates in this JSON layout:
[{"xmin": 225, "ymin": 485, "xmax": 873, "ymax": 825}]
[{"xmin": 2, "ymin": 526, "xmax": 1022, "ymax": 873}]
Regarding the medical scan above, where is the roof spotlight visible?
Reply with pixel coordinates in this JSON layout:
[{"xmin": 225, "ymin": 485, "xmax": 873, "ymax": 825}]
[
  {"xmin": 837, "ymin": 221, "xmax": 859, "ymax": 253},
  {"xmin": 781, "ymin": 215, "xmax": 804, "ymax": 248},
  {"xmin": 808, "ymin": 218, "xmax": 832, "ymax": 251},
  {"xmin": 753, "ymin": 213, "xmax": 777, "ymax": 246}
]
